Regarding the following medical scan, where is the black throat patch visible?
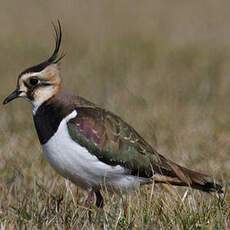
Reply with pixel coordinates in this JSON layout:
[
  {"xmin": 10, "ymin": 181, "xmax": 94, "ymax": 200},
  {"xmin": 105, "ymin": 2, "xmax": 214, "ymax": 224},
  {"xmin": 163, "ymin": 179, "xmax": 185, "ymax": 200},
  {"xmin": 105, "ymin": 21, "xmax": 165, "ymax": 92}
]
[{"xmin": 33, "ymin": 100, "xmax": 73, "ymax": 145}]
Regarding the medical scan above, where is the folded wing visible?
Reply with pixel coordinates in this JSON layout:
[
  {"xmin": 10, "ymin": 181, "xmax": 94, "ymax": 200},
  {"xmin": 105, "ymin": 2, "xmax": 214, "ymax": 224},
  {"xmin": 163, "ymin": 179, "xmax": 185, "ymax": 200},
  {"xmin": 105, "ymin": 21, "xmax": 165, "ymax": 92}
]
[{"xmin": 67, "ymin": 106, "xmax": 223, "ymax": 193}]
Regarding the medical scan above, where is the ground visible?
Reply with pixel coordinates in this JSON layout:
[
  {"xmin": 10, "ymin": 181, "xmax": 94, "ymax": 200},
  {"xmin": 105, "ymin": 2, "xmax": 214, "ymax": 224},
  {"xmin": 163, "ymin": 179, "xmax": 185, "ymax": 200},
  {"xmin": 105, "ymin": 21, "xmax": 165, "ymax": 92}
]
[{"xmin": 0, "ymin": 1, "xmax": 230, "ymax": 229}]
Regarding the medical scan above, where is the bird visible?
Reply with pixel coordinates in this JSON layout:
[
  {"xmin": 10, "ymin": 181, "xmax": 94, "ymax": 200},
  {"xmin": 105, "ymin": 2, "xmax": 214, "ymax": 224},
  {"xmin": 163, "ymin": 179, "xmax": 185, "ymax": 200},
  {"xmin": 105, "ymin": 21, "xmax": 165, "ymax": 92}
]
[{"xmin": 3, "ymin": 21, "xmax": 223, "ymax": 208}]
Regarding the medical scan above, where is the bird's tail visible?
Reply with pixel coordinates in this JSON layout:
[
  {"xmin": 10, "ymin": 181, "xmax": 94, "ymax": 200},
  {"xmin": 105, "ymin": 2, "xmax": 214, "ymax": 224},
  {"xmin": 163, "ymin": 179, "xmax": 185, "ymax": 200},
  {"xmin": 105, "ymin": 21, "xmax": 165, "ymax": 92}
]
[{"xmin": 153, "ymin": 156, "xmax": 223, "ymax": 194}]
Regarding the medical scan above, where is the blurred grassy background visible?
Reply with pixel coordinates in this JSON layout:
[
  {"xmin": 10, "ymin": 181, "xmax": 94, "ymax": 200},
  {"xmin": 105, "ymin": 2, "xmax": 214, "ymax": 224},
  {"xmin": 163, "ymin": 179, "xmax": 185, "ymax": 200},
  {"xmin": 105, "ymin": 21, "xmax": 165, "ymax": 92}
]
[{"xmin": 0, "ymin": 0, "xmax": 230, "ymax": 229}]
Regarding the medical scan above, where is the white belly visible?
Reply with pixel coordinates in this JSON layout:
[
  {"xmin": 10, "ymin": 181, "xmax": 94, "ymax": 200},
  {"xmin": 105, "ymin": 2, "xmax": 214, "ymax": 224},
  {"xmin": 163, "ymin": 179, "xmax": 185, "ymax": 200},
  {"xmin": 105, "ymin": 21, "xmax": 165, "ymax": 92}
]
[{"xmin": 42, "ymin": 110, "xmax": 147, "ymax": 191}]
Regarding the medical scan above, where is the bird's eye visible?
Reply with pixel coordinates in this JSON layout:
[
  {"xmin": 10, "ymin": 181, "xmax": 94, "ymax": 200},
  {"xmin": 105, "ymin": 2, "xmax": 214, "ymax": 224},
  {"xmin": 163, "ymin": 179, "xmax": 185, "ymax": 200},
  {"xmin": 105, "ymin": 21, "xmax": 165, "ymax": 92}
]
[{"xmin": 29, "ymin": 78, "xmax": 39, "ymax": 86}]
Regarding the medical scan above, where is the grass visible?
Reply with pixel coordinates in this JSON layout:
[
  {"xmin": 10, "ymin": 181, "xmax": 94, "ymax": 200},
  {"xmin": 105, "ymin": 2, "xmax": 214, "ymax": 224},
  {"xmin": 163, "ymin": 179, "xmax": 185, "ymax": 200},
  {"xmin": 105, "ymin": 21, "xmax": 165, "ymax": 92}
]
[{"xmin": 0, "ymin": 1, "xmax": 230, "ymax": 229}]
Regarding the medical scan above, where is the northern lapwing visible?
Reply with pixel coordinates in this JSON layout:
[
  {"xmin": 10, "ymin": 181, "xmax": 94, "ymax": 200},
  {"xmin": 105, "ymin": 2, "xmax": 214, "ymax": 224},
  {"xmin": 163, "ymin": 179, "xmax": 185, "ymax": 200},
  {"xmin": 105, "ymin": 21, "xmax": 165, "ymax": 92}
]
[{"xmin": 3, "ymin": 21, "xmax": 223, "ymax": 208}]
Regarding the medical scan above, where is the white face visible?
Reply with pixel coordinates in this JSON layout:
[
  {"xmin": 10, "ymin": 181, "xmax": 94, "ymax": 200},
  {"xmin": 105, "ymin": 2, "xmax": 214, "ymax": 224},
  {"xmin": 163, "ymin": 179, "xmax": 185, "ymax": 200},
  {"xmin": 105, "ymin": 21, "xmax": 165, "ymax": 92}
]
[{"xmin": 3, "ymin": 64, "xmax": 61, "ymax": 114}]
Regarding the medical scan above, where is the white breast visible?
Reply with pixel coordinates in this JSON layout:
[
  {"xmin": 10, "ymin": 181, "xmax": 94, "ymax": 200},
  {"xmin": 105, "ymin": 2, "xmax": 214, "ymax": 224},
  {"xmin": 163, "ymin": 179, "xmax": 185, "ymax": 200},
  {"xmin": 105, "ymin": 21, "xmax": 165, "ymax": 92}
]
[{"xmin": 42, "ymin": 110, "xmax": 148, "ymax": 191}]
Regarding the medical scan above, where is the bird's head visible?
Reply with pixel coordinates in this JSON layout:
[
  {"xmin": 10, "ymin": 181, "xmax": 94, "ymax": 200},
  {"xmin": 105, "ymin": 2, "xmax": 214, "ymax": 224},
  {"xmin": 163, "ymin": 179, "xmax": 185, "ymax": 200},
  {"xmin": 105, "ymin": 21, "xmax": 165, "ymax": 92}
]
[{"xmin": 3, "ymin": 21, "xmax": 64, "ymax": 113}]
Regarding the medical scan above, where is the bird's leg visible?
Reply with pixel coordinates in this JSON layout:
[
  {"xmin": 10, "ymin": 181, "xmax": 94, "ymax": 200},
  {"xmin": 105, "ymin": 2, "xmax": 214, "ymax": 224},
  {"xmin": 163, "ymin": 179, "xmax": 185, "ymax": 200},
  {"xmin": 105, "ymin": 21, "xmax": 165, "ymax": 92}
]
[
  {"xmin": 84, "ymin": 190, "xmax": 104, "ymax": 209},
  {"xmin": 95, "ymin": 190, "xmax": 104, "ymax": 208},
  {"xmin": 84, "ymin": 190, "xmax": 95, "ymax": 208},
  {"xmin": 84, "ymin": 190, "xmax": 104, "ymax": 223}
]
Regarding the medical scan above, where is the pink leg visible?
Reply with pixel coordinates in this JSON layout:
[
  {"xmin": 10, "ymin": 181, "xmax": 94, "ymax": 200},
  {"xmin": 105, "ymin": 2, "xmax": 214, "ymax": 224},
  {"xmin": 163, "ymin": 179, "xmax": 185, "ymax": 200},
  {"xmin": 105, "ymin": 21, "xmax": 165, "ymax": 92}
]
[
  {"xmin": 84, "ymin": 190, "xmax": 95, "ymax": 208},
  {"xmin": 84, "ymin": 190, "xmax": 104, "ymax": 209}
]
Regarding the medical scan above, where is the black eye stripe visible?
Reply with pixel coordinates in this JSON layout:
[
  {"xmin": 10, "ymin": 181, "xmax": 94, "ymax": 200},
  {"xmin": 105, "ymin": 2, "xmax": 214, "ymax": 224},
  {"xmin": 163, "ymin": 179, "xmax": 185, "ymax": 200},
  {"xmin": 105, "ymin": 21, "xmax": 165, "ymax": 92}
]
[
  {"xmin": 24, "ymin": 81, "xmax": 30, "ymax": 88},
  {"xmin": 40, "ymin": 82, "xmax": 52, "ymax": 86},
  {"xmin": 23, "ymin": 79, "xmax": 51, "ymax": 90}
]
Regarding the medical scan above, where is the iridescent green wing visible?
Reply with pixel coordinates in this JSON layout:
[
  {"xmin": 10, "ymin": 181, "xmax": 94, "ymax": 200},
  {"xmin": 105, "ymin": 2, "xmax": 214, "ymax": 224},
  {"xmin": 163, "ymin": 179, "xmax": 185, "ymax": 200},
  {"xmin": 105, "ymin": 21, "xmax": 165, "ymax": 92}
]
[{"xmin": 67, "ymin": 106, "xmax": 177, "ymax": 178}]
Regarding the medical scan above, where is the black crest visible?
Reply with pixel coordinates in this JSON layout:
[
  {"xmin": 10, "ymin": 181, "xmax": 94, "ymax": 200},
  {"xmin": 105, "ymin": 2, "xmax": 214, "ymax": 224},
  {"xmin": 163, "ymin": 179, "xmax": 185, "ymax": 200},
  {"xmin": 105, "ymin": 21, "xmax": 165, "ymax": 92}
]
[{"xmin": 20, "ymin": 20, "xmax": 64, "ymax": 76}]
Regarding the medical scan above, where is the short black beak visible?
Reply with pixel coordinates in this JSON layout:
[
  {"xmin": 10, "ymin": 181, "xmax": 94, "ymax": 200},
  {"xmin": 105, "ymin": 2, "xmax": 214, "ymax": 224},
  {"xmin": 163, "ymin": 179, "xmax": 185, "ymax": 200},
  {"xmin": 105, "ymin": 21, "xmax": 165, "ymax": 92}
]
[{"xmin": 3, "ymin": 89, "xmax": 20, "ymax": 105}]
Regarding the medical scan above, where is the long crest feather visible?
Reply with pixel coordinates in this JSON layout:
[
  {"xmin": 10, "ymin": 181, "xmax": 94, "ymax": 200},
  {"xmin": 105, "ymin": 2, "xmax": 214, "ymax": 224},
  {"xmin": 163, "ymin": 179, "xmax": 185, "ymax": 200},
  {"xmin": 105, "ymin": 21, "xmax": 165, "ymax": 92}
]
[
  {"xmin": 19, "ymin": 20, "xmax": 65, "ymax": 76},
  {"xmin": 48, "ymin": 20, "xmax": 65, "ymax": 64}
]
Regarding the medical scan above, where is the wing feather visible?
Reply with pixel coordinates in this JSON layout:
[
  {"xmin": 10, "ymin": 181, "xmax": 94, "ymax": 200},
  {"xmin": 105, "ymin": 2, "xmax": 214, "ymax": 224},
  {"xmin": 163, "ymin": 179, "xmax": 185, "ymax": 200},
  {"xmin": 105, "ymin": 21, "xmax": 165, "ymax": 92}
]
[{"xmin": 67, "ymin": 106, "xmax": 177, "ymax": 178}]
